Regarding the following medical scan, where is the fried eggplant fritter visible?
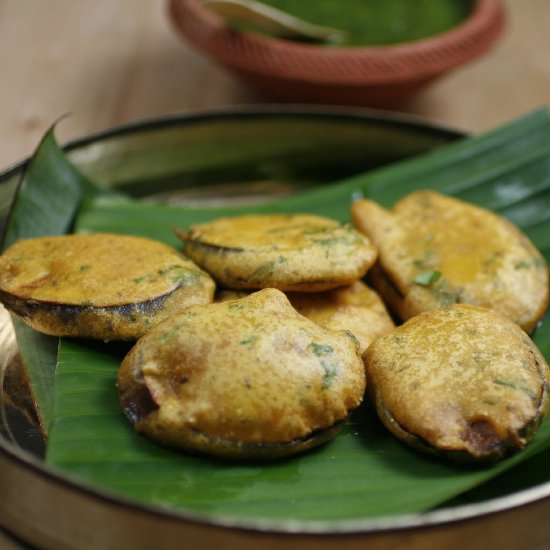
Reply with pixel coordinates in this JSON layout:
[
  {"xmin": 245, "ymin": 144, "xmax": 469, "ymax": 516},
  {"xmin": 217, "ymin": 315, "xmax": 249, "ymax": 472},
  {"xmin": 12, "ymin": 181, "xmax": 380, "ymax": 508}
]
[
  {"xmin": 352, "ymin": 190, "xmax": 548, "ymax": 332},
  {"xmin": 179, "ymin": 213, "xmax": 376, "ymax": 292},
  {"xmin": 117, "ymin": 288, "xmax": 366, "ymax": 460},
  {"xmin": 365, "ymin": 304, "xmax": 550, "ymax": 463},
  {"xmin": 0, "ymin": 233, "xmax": 215, "ymax": 340}
]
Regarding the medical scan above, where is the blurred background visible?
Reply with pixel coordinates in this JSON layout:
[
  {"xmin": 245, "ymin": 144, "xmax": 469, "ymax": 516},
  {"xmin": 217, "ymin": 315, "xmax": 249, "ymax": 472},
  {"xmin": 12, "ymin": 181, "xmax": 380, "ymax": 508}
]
[{"xmin": 0, "ymin": 0, "xmax": 548, "ymax": 169}]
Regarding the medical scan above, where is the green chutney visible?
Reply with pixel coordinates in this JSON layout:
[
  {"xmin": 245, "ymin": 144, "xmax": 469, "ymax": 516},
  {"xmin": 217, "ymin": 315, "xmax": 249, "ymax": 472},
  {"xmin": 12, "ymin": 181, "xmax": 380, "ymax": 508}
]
[{"xmin": 259, "ymin": 0, "xmax": 472, "ymax": 45}]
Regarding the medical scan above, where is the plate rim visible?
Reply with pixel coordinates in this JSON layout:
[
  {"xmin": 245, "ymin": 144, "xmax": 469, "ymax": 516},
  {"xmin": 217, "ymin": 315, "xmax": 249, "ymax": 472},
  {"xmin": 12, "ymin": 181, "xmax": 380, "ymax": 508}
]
[
  {"xmin": 3, "ymin": 433, "xmax": 550, "ymax": 536},
  {"xmin": 0, "ymin": 104, "xmax": 463, "ymax": 181}
]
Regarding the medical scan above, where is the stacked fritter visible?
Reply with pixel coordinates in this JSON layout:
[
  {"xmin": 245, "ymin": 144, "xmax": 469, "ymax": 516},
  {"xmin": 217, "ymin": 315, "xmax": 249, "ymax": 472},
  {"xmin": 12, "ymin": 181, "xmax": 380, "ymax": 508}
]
[
  {"xmin": 1, "ymin": 192, "xmax": 548, "ymax": 463},
  {"xmin": 352, "ymin": 191, "xmax": 549, "ymax": 462},
  {"xmin": 0, "ymin": 214, "xmax": 387, "ymax": 460}
]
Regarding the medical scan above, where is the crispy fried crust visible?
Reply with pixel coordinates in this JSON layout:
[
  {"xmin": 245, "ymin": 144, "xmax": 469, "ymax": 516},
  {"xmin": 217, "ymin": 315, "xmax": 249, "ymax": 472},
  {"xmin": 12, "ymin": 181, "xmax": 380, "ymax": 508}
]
[
  {"xmin": 117, "ymin": 288, "xmax": 366, "ymax": 459},
  {"xmin": 180, "ymin": 213, "xmax": 377, "ymax": 292},
  {"xmin": 351, "ymin": 191, "xmax": 549, "ymax": 333},
  {"xmin": 364, "ymin": 304, "xmax": 550, "ymax": 462},
  {"xmin": 217, "ymin": 282, "xmax": 395, "ymax": 356},
  {"xmin": 0, "ymin": 233, "xmax": 215, "ymax": 340}
]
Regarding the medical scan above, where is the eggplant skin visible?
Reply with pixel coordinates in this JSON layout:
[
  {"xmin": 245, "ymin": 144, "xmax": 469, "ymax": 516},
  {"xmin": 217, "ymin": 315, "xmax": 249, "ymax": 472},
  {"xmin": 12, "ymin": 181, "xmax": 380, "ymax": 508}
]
[
  {"xmin": 180, "ymin": 213, "xmax": 377, "ymax": 292},
  {"xmin": 375, "ymin": 394, "xmax": 546, "ymax": 464},
  {"xmin": 364, "ymin": 304, "xmax": 550, "ymax": 463},
  {"xmin": 120, "ymin": 375, "xmax": 346, "ymax": 460},
  {"xmin": 0, "ymin": 233, "xmax": 216, "ymax": 340},
  {"xmin": 117, "ymin": 288, "xmax": 365, "ymax": 460},
  {"xmin": 120, "ymin": 370, "xmax": 346, "ymax": 460},
  {"xmin": 0, "ymin": 284, "xmax": 212, "ymax": 341},
  {"xmin": 173, "ymin": 421, "xmax": 346, "ymax": 461}
]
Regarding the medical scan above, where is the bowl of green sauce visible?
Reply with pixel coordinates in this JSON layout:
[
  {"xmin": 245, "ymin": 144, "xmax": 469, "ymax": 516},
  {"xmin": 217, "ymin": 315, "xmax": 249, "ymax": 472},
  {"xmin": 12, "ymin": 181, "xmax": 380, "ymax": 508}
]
[{"xmin": 169, "ymin": 0, "xmax": 505, "ymax": 107}]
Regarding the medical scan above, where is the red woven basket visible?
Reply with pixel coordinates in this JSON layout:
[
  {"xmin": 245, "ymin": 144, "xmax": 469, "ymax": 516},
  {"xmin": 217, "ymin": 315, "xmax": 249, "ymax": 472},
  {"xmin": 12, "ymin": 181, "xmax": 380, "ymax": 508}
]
[{"xmin": 168, "ymin": 0, "xmax": 506, "ymax": 107}]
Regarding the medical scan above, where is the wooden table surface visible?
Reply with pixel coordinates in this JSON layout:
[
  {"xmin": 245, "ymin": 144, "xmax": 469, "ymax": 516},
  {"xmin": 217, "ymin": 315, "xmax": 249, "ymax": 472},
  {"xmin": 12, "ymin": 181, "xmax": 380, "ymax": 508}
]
[{"xmin": 1, "ymin": 0, "xmax": 549, "ymax": 170}]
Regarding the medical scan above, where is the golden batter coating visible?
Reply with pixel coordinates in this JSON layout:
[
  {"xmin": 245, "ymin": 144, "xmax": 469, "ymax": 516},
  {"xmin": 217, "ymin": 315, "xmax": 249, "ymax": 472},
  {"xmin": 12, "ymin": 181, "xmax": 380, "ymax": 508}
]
[
  {"xmin": 117, "ymin": 288, "xmax": 366, "ymax": 460},
  {"xmin": 365, "ymin": 304, "xmax": 550, "ymax": 463},
  {"xmin": 216, "ymin": 282, "xmax": 395, "ymax": 356},
  {"xmin": 0, "ymin": 233, "xmax": 215, "ymax": 340},
  {"xmin": 179, "ymin": 213, "xmax": 377, "ymax": 292},
  {"xmin": 289, "ymin": 282, "xmax": 394, "ymax": 355},
  {"xmin": 351, "ymin": 190, "xmax": 548, "ymax": 333}
]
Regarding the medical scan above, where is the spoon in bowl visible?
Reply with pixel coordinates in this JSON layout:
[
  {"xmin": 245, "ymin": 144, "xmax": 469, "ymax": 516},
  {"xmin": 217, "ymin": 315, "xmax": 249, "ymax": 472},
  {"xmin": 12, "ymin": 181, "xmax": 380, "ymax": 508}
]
[{"xmin": 202, "ymin": 0, "xmax": 347, "ymax": 44}]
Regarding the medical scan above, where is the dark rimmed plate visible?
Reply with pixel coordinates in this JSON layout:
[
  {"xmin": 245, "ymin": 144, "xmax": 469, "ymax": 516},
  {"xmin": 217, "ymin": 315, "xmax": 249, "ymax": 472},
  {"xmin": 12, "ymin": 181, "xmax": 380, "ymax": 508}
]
[{"xmin": 1, "ymin": 106, "xmax": 550, "ymax": 549}]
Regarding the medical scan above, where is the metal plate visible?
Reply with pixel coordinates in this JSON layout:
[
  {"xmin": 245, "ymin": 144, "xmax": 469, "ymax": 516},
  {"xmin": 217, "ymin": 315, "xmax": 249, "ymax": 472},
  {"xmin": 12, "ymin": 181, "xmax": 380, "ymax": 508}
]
[{"xmin": 1, "ymin": 105, "xmax": 549, "ymax": 549}]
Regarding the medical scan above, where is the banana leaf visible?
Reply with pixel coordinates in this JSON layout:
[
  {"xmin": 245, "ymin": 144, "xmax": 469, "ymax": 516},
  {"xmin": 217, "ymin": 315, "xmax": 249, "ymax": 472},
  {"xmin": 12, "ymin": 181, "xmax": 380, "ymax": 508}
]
[
  {"xmin": 42, "ymin": 109, "xmax": 550, "ymax": 523},
  {"xmin": 8, "ymin": 109, "xmax": 550, "ymax": 524},
  {"xmin": 1, "ymin": 122, "xmax": 103, "ymax": 250},
  {"xmin": 1, "ymin": 124, "xmax": 105, "ymax": 435},
  {"xmin": 47, "ymin": 337, "xmax": 550, "ymax": 522}
]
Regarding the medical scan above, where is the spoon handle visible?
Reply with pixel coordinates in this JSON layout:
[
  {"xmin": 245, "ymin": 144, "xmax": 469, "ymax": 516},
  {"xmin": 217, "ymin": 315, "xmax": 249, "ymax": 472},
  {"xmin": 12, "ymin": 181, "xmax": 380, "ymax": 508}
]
[{"xmin": 203, "ymin": 0, "xmax": 347, "ymax": 44}]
